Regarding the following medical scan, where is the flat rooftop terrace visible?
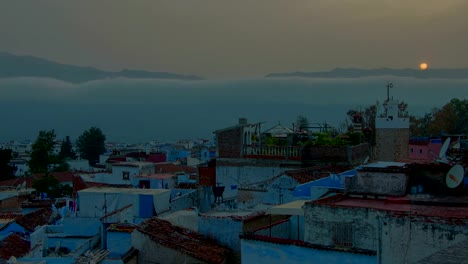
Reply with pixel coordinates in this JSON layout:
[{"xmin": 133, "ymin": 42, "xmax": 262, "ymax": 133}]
[{"xmin": 310, "ymin": 194, "xmax": 468, "ymax": 220}]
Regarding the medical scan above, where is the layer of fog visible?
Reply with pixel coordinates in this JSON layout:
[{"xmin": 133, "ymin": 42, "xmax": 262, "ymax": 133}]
[{"xmin": 0, "ymin": 77, "xmax": 467, "ymax": 143}]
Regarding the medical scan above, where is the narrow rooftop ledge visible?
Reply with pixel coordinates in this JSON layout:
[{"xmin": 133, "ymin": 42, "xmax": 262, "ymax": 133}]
[
  {"xmin": 306, "ymin": 194, "xmax": 468, "ymax": 221},
  {"xmin": 240, "ymin": 233, "xmax": 376, "ymax": 256}
]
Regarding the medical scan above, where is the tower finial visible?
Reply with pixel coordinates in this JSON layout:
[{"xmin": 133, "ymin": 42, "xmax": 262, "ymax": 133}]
[{"xmin": 386, "ymin": 82, "xmax": 393, "ymax": 101}]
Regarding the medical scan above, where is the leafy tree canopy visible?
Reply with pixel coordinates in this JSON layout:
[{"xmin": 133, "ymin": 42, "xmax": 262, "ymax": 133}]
[
  {"xmin": 32, "ymin": 175, "xmax": 72, "ymax": 198},
  {"xmin": 28, "ymin": 130, "xmax": 69, "ymax": 174},
  {"xmin": 0, "ymin": 149, "xmax": 16, "ymax": 181},
  {"xmin": 76, "ymin": 127, "xmax": 106, "ymax": 165},
  {"xmin": 410, "ymin": 98, "xmax": 468, "ymax": 137},
  {"xmin": 59, "ymin": 136, "xmax": 77, "ymax": 160}
]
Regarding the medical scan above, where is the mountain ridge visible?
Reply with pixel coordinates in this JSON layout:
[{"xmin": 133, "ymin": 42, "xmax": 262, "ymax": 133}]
[
  {"xmin": 265, "ymin": 67, "xmax": 468, "ymax": 79},
  {"xmin": 0, "ymin": 52, "xmax": 203, "ymax": 83}
]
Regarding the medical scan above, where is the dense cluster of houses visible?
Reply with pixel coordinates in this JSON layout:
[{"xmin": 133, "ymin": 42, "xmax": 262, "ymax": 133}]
[{"xmin": 0, "ymin": 97, "xmax": 467, "ymax": 263}]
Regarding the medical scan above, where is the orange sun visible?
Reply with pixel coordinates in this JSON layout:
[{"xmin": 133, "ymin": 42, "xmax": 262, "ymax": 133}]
[{"xmin": 419, "ymin": 62, "xmax": 429, "ymax": 70}]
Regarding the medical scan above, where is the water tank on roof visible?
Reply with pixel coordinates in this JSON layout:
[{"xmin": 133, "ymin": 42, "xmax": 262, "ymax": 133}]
[{"xmin": 239, "ymin": 118, "xmax": 248, "ymax": 125}]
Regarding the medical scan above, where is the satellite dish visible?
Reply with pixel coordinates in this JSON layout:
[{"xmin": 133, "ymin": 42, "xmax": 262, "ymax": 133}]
[
  {"xmin": 446, "ymin": 164, "xmax": 464, "ymax": 188},
  {"xmin": 7, "ymin": 256, "xmax": 17, "ymax": 264},
  {"xmin": 21, "ymin": 181, "xmax": 26, "ymax": 189},
  {"xmin": 439, "ymin": 138, "xmax": 451, "ymax": 159},
  {"xmin": 363, "ymin": 156, "xmax": 369, "ymax": 164}
]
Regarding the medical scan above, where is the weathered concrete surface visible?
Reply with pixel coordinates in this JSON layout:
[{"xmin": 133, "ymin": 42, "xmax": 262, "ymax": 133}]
[{"xmin": 345, "ymin": 171, "xmax": 408, "ymax": 196}]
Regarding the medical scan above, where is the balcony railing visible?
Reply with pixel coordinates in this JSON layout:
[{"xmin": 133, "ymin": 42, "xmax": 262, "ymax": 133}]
[{"xmin": 243, "ymin": 145, "xmax": 301, "ymax": 160}]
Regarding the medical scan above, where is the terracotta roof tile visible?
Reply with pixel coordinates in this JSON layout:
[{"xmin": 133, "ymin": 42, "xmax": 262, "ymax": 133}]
[
  {"xmin": 16, "ymin": 207, "xmax": 59, "ymax": 232},
  {"xmin": 0, "ymin": 172, "xmax": 75, "ymax": 189},
  {"xmin": 0, "ymin": 233, "xmax": 30, "ymax": 259},
  {"xmin": 285, "ymin": 165, "xmax": 351, "ymax": 184},
  {"xmin": 137, "ymin": 217, "xmax": 230, "ymax": 264},
  {"xmin": 155, "ymin": 163, "xmax": 197, "ymax": 174}
]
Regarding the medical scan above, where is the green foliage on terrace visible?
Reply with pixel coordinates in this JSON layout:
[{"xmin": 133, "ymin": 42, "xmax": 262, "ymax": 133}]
[
  {"xmin": 303, "ymin": 132, "xmax": 362, "ymax": 147},
  {"xmin": 264, "ymin": 136, "xmax": 288, "ymax": 146}
]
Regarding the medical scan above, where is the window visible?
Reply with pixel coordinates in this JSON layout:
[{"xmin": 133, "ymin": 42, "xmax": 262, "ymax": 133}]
[
  {"xmin": 419, "ymin": 149, "xmax": 423, "ymax": 154},
  {"xmin": 122, "ymin": 171, "xmax": 130, "ymax": 180},
  {"xmin": 332, "ymin": 223, "xmax": 353, "ymax": 247},
  {"xmin": 410, "ymin": 148, "xmax": 413, "ymax": 153}
]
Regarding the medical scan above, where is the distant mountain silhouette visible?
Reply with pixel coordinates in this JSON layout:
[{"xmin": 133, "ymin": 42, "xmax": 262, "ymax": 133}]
[
  {"xmin": 266, "ymin": 68, "xmax": 468, "ymax": 79},
  {"xmin": 0, "ymin": 52, "xmax": 203, "ymax": 83}
]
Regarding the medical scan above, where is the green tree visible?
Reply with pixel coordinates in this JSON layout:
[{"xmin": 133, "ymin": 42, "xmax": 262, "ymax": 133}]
[
  {"xmin": 32, "ymin": 175, "xmax": 72, "ymax": 198},
  {"xmin": 410, "ymin": 98, "xmax": 468, "ymax": 137},
  {"xmin": 345, "ymin": 103, "xmax": 378, "ymax": 144},
  {"xmin": 0, "ymin": 149, "xmax": 16, "ymax": 181},
  {"xmin": 59, "ymin": 136, "xmax": 77, "ymax": 160},
  {"xmin": 296, "ymin": 115, "xmax": 309, "ymax": 132},
  {"xmin": 76, "ymin": 127, "xmax": 106, "ymax": 165},
  {"xmin": 28, "ymin": 130, "xmax": 69, "ymax": 174}
]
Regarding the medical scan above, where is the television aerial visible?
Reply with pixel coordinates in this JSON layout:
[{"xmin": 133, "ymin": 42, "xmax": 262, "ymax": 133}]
[{"xmin": 445, "ymin": 164, "xmax": 464, "ymax": 188}]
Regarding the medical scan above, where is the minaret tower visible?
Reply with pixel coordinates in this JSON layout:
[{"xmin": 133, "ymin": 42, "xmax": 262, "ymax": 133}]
[{"xmin": 374, "ymin": 83, "xmax": 410, "ymax": 161}]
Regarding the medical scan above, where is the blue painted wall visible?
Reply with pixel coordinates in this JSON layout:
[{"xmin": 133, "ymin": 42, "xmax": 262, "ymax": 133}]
[
  {"xmin": 107, "ymin": 231, "xmax": 132, "ymax": 258},
  {"xmin": 241, "ymin": 239, "xmax": 376, "ymax": 264}
]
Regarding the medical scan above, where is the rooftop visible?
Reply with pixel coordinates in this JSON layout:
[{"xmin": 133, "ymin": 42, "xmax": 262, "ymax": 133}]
[
  {"xmin": 308, "ymin": 194, "xmax": 468, "ymax": 222},
  {"xmin": 78, "ymin": 187, "xmax": 169, "ymax": 195},
  {"xmin": 112, "ymin": 161, "xmax": 155, "ymax": 167},
  {"xmin": 134, "ymin": 173, "xmax": 177, "ymax": 180},
  {"xmin": 137, "ymin": 217, "xmax": 230, "ymax": 264},
  {"xmin": 285, "ymin": 165, "xmax": 352, "ymax": 184},
  {"xmin": 155, "ymin": 163, "xmax": 197, "ymax": 174},
  {"xmin": 0, "ymin": 233, "xmax": 31, "ymax": 260},
  {"xmin": 0, "ymin": 172, "xmax": 74, "ymax": 189},
  {"xmin": 16, "ymin": 207, "xmax": 60, "ymax": 232}
]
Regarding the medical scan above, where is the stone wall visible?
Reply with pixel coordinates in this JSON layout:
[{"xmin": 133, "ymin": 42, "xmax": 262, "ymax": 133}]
[
  {"xmin": 304, "ymin": 204, "xmax": 378, "ymax": 251},
  {"xmin": 301, "ymin": 143, "xmax": 369, "ymax": 166},
  {"xmin": 216, "ymin": 159, "xmax": 298, "ymax": 201},
  {"xmin": 380, "ymin": 215, "xmax": 468, "ymax": 264},
  {"xmin": 375, "ymin": 128, "xmax": 409, "ymax": 162},
  {"xmin": 345, "ymin": 171, "xmax": 408, "ymax": 196},
  {"xmin": 303, "ymin": 200, "xmax": 468, "ymax": 264}
]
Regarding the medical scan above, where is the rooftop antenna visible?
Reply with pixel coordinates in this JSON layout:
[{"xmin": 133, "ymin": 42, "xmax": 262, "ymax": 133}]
[
  {"xmin": 386, "ymin": 82, "xmax": 393, "ymax": 101},
  {"xmin": 445, "ymin": 164, "xmax": 464, "ymax": 188}
]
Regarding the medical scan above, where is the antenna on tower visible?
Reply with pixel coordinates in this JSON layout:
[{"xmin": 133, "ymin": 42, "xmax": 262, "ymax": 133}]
[{"xmin": 386, "ymin": 82, "xmax": 393, "ymax": 101}]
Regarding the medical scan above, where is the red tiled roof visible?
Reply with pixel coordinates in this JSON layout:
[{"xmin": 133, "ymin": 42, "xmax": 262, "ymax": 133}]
[
  {"xmin": 137, "ymin": 217, "xmax": 230, "ymax": 264},
  {"xmin": 176, "ymin": 182, "xmax": 198, "ymax": 189},
  {"xmin": 308, "ymin": 194, "xmax": 468, "ymax": 223},
  {"xmin": 0, "ymin": 233, "xmax": 31, "ymax": 259},
  {"xmin": 155, "ymin": 163, "xmax": 197, "ymax": 174},
  {"xmin": 39, "ymin": 172, "xmax": 74, "ymax": 183},
  {"xmin": 16, "ymin": 207, "xmax": 59, "ymax": 232},
  {"xmin": 284, "ymin": 165, "xmax": 351, "ymax": 184},
  {"xmin": 0, "ymin": 177, "xmax": 36, "ymax": 188},
  {"xmin": 0, "ymin": 213, "xmax": 21, "ymax": 220},
  {"xmin": 0, "ymin": 172, "xmax": 75, "ymax": 189},
  {"xmin": 72, "ymin": 175, "xmax": 89, "ymax": 195},
  {"xmin": 135, "ymin": 173, "xmax": 177, "ymax": 180}
]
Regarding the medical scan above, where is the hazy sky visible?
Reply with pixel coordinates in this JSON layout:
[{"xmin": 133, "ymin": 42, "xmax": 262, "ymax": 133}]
[{"xmin": 0, "ymin": 1, "xmax": 467, "ymax": 79}]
